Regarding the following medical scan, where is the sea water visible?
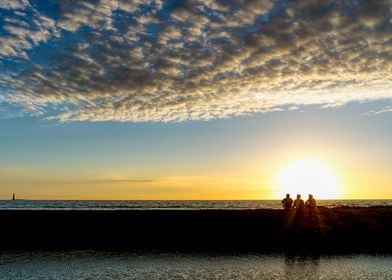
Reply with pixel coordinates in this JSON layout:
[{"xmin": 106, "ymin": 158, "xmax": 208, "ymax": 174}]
[
  {"xmin": 0, "ymin": 251, "xmax": 391, "ymax": 279},
  {"xmin": 1, "ymin": 199, "xmax": 392, "ymax": 210}
]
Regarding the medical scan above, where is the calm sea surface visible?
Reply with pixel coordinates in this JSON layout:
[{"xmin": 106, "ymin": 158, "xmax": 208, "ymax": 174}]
[
  {"xmin": 0, "ymin": 199, "xmax": 391, "ymax": 210},
  {"xmin": 0, "ymin": 251, "xmax": 391, "ymax": 280}
]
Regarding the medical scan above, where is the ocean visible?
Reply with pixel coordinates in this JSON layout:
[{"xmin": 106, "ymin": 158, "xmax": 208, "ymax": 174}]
[
  {"xmin": 1, "ymin": 251, "xmax": 392, "ymax": 280},
  {"xmin": 0, "ymin": 199, "xmax": 391, "ymax": 210}
]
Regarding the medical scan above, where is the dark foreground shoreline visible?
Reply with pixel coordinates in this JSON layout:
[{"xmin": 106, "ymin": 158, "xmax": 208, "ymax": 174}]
[{"xmin": 0, "ymin": 207, "xmax": 391, "ymax": 253}]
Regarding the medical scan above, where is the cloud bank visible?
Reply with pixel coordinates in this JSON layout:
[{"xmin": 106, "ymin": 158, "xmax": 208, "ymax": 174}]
[{"xmin": 0, "ymin": 0, "xmax": 391, "ymax": 122}]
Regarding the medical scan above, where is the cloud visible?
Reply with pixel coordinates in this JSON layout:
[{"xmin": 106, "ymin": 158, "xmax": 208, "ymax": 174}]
[
  {"xmin": 365, "ymin": 105, "xmax": 392, "ymax": 116},
  {"xmin": 89, "ymin": 179, "xmax": 155, "ymax": 184},
  {"xmin": 0, "ymin": 166, "xmax": 154, "ymax": 185},
  {"xmin": 57, "ymin": 0, "xmax": 150, "ymax": 32},
  {"xmin": 0, "ymin": 2, "xmax": 58, "ymax": 59},
  {"xmin": 0, "ymin": 0, "xmax": 29, "ymax": 10},
  {"xmin": 0, "ymin": 0, "xmax": 392, "ymax": 122}
]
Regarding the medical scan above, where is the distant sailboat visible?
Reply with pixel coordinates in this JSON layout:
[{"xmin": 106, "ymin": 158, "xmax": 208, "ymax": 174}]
[{"xmin": 12, "ymin": 193, "xmax": 15, "ymax": 200}]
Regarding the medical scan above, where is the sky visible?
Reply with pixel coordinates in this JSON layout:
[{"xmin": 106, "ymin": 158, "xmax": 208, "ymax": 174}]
[{"xmin": 0, "ymin": 0, "xmax": 391, "ymax": 199}]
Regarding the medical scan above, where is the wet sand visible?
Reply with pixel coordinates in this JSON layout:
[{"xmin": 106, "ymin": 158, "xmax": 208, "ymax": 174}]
[{"xmin": 0, "ymin": 206, "xmax": 391, "ymax": 252}]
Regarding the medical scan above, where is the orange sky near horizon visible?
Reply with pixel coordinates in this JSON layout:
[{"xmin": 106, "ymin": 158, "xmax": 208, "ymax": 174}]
[{"xmin": 1, "ymin": 150, "xmax": 390, "ymax": 200}]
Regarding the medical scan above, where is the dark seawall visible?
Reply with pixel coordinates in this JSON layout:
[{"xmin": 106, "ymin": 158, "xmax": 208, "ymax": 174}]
[{"xmin": 0, "ymin": 207, "xmax": 391, "ymax": 253}]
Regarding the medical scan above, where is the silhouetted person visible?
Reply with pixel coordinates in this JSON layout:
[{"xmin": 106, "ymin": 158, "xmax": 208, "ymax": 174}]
[
  {"xmin": 293, "ymin": 194, "xmax": 304, "ymax": 210},
  {"xmin": 305, "ymin": 194, "xmax": 316, "ymax": 211},
  {"xmin": 281, "ymin": 193, "xmax": 293, "ymax": 210}
]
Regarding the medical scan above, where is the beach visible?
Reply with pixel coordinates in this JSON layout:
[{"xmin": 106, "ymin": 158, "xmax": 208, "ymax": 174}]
[{"xmin": 0, "ymin": 206, "xmax": 391, "ymax": 253}]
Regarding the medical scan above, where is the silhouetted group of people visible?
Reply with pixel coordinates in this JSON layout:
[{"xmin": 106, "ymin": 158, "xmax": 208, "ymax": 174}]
[{"xmin": 281, "ymin": 194, "xmax": 316, "ymax": 211}]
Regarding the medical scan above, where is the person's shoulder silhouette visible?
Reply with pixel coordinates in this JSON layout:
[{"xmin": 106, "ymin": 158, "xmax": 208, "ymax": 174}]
[
  {"xmin": 294, "ymin": 194, "xmax": 304, "ymax": 210},
  {"xmin": 305, "ymin": 194, "xmax": 316, "ymax": 210},
  {"xmin": 281, "ymin": 193, "xmax": 293, "ymax": 210}
]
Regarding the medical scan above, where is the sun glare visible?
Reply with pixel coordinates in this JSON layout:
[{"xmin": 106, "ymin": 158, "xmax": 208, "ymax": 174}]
[{"xmin": 275, "ymin": 158, "xmax": 342, "ymax": 199}]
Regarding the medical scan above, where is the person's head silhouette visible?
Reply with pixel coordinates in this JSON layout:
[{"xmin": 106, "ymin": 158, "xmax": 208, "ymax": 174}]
[
  {"xmin": 297, "ymin": 194, "xmax": 301, "ymax": 199},
  {"xmin": 286, "ymin": 193, "xmax": 290, "ymax": 198},
  {"xmin": 309, "ymin": 194, "xmax": 313, "ymax": 199}
]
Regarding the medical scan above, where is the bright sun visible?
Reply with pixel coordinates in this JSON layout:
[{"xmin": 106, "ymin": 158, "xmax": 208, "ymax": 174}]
[{"xmin": 275, "ymin": 158, "xmax": 342, "ymax": 199}]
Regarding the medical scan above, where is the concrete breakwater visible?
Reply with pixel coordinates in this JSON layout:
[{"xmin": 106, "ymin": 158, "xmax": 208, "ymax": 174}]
[{"xmin": 0, "ymin": 207, "xmax": 391, "ymax": 252}]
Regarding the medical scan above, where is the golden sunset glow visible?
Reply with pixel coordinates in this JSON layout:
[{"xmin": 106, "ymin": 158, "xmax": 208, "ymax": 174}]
[{"xmin": 275, "ymin": 158, "xmax": 342, "ymax": 199}]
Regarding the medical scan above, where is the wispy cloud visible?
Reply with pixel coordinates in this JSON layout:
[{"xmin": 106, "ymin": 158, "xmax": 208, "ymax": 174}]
[
  {"xmin": 89, "ymin": 179, "xmax": 155, "ymax": 184},
  {"xmin": 1, "ymin": 0, "xmax": 391, "ymax": 122},
  {"xmin": 365, "ymin": 105, "xmax": 392, "ymax": 116}
]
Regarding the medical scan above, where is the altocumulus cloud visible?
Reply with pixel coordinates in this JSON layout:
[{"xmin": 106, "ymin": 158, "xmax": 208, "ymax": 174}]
[{"xmin": 0, "ymin": 0, "xmax": 391, "ymax": 122}]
